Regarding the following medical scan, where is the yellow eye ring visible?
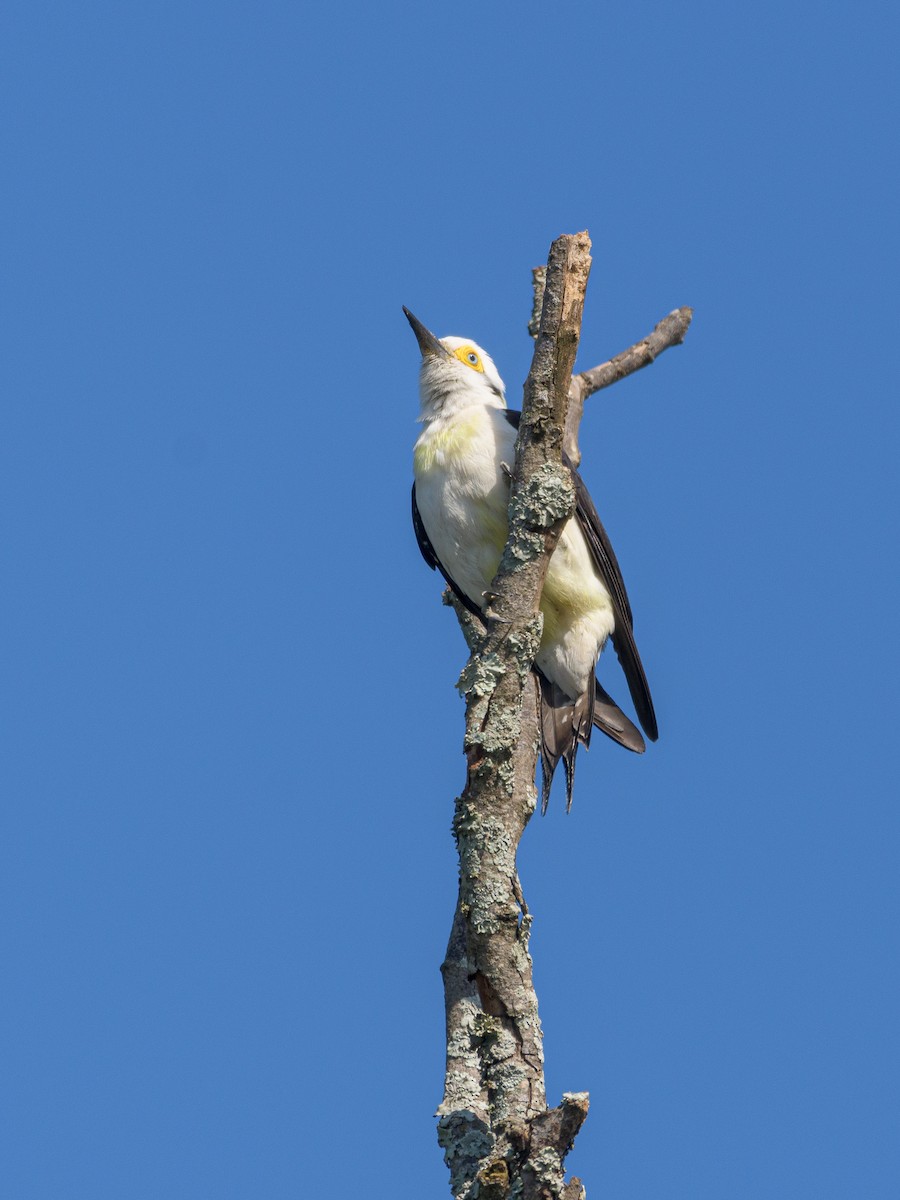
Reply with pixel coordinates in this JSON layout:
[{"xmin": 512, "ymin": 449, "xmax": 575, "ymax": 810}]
[{"xmin": 454, "ymin": 344, "xmax": 484, "ymax": 372}]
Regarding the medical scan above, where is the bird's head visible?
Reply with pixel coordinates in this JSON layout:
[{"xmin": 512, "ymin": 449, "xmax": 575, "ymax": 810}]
[{"xmin": 403, "ymin": 307, "xmax": 506, "ymax": 420}]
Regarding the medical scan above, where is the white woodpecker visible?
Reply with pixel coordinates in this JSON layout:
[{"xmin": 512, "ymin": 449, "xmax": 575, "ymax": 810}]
[{"xmin": 405, "ymin": 307, "xmax": 658, "ymax": 810}]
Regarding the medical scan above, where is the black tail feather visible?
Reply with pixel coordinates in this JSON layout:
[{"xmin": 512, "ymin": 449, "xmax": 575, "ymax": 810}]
[
  {"xmin": 537, "ymin": 671, "xmax": 645, "ymax": 811},
  {"xmin": 592, "ymin": 682, "xmax": 646, "ymax": 754}
]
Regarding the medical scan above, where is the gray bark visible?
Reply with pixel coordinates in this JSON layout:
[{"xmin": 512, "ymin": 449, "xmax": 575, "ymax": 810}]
[
  {"xmin": 437, "ymin": 233, "xmax": 592, "ymax": 1200},
  {"xmin": 436, "ymin": 233, "xmax": 692, "ymax": 1198}
]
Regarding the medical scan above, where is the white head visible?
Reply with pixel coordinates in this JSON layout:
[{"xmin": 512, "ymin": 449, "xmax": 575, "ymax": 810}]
[{"xmin": 403, "ymin": 308, "xmax": 506, "ymax": 421}]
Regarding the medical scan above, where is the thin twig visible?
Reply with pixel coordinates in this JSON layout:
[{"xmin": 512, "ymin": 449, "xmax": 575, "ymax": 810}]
[
  {"xmin": 577, "ymin": 306, "xmax": 693, "ymax": 398},
  {"xmin": 565, "ymin": 306, "xmax": 693, "ymax": 465},
  {"xmin": 531, "ymin": 264, "xmax": 690, "ymax": 466},
  {"xmin": 527, "ymin": 266, "xmax": 547, "ymax": 340}
]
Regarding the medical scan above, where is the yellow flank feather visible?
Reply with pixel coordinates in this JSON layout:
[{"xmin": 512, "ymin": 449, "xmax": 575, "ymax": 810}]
[
  {"xmin": 413, "ymin": 413, "xmax": 483, "ymax": 474},
  {"xmin": 539, "ymin": 528, "xmax": 608, "ymax": 649},
  {"xmin": 471, "ymin": 498, "xmax": 506, "ymax": 554},
  {"xmin": 540, "ymin": 575, "xmax": 594, "ymax": 647}
]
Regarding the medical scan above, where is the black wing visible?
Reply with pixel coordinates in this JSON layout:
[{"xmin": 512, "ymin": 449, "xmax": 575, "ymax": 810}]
[
  {"xmin": 504, "ymin": 409, "xmax": 658, "ymax": 741},
  {"xmin": 571, "ymin": 469, "xmax": 657, "ymax": 741}
]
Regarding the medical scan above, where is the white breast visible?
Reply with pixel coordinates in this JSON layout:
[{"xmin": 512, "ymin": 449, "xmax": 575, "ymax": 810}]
[
  {"xmin": 414, "ymin": 405, "xmax": 614, "ymax": 701},
  {"xmin": 414, "ymin": 407, "xmax": 515, "ymax": 607}
]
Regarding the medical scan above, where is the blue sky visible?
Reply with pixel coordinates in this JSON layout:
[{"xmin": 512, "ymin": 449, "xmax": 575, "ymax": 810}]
[{"xmin": 2, "ymin": 2, "xmax": 898, "ymax": 1196}]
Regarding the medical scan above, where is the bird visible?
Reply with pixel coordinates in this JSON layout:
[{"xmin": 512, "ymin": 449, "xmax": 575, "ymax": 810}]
[{"xmin": 405, "ymin": 306, "xmax": 658, "ymax": 811}]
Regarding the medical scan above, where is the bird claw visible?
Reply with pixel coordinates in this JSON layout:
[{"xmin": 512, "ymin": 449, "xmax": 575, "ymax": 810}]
[{"xmin": 500, "ymin": 461, "xmax": 512, "ymax": 480}]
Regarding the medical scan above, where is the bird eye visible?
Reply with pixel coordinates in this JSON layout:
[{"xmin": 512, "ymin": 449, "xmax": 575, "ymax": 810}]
[{"xmin": 453, "ymin": 344, "xmax": 485, "ymax": 372}]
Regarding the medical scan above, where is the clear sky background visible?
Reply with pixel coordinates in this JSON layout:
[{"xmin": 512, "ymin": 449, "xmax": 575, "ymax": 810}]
[{"xmin": 2, "ymin": 2, "xmax": 898, "ymax": 1197}]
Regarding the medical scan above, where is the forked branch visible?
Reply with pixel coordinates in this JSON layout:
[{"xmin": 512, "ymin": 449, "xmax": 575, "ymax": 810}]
[
  {"xmin": 438, "ymin": 234, "xmax": 692, "ymax": 1199},
  {"xmin": 564, "ymin": 306, "xmax": 692, "ymax": 465},
  {"xmin": 529, "ymin": 270, "xmax": 692, "ymax": 466}
]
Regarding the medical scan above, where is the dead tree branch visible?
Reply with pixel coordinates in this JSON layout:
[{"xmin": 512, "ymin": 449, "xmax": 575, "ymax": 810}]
[
  {"xmin": 437, "ymin": 237, "xmax": 692, "ymax": 1199},
  {"xmin": 565, "ymin": 307, "xmax": 693, "ymax": 465},
  {"xmin": 529, "ymin": 273, "xmax": 692, "ymax": 466},
  {"xmin": 437, "ymin": 232, "xmax": 592, "ymax": 1200}
]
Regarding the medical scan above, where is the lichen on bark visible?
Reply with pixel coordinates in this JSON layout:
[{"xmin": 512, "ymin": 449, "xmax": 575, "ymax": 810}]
[
  {"xmin": 436, "ymin": 232, "xmax": 693, "ymax": 1199},
  {"xmin": 438, "ymin": 233, "xmax": 591, "ymax": 1199}
]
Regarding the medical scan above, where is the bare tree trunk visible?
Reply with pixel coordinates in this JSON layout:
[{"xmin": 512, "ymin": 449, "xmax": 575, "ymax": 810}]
[{"xmin": 436, "ymin": 232, "xmax": 692, "ymax": 1199}]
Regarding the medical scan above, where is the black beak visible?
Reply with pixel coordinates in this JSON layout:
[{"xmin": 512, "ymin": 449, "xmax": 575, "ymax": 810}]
[{"xmin": 403, "ymin": 307, "xmax": 450, "ymax": 359}]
